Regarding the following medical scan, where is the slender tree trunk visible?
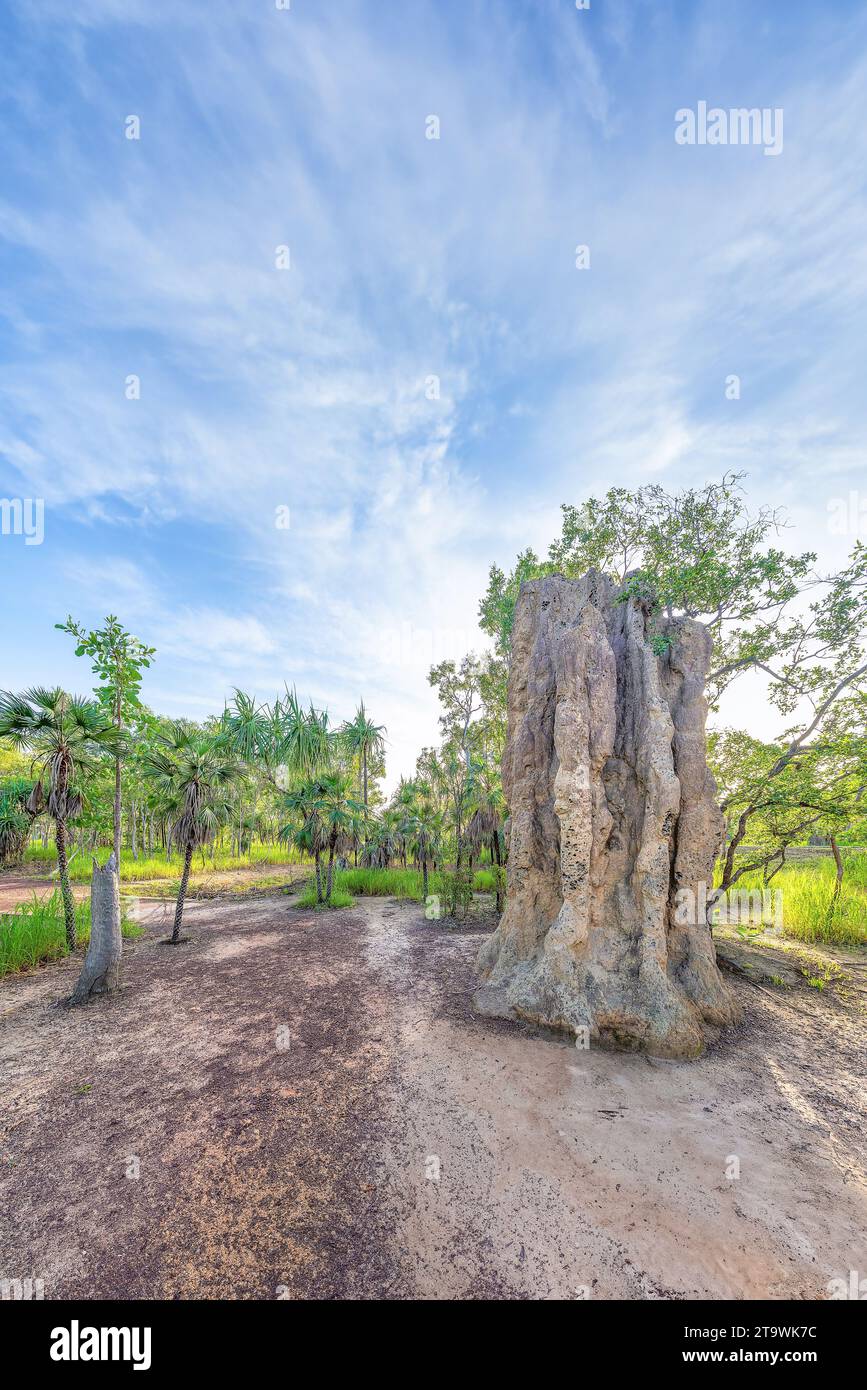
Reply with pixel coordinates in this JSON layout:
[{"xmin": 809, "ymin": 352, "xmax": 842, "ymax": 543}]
[
  {"xmin": 363, "ymin": 747, "xmax": 368, "ymax": 808},
  {"xmin": 422, "ymin": 860, "xmax": 429, "ymax": 899},
  {"xmin": 828, "ymin": 835, "xmax": 844, "ymax": 924},
  {"xmin": 113, "ymin": 751, "xmax": 122, "ymax": 864},
  {"xmin": 314, "ymin": 851, "xmax": 323, "ymax": 904},
  {"xmin": 326, "ymin": 840, "xmax": 336, "ymax": 903},
  {"xmin": 492, "ymin": 831, "xmax": 504, "ymax": 912},
  {"xmin": 55, "ymin": 818, "xmax": 77, "ymax": 950},
  {"xmin": 172, "ymin": 840, "xmax": 194, "ymax": 943},
  {"xmin": 131, "ymin": 800, "xmax": 138, "ymax": 860}
]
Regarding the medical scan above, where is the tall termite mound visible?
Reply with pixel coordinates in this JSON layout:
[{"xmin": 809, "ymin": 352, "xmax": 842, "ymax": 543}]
[{"xmin": 476, "ymin": 570, "xmax": 740, "ymax": 1058}]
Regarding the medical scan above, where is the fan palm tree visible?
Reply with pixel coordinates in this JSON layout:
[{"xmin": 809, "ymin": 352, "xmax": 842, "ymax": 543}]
[
  {"xmin": 341, "ymin": 701, "xmax": 386, "ymax": 810},
  {"xmin": 405, "ymin": 795, "xmax": 442, "ymax": 900},
  {"xmin": 466, "ymin": 762, "xmax": 507, "ymax": 911},
  {"xmin": 360, "ymin": 812, "xmax": 400, "ymax": 869},
  {"xmin": 143, "ymin": 724, "xmax": 241, "ymax": 943},
  {"xmin": 466, "ymin": 769, "xmax": 505, "ymax": 864},
  {"xmin": 280, "ymin": 778, "xmax": 328, "ymax": 903},
  {"xmin": 280, "ymin": 773, "xmax": 363, "ymax": 904},
  {"xmin": 392, "ymin": 779, "xmax": 419, "ymax": 867},
  {"xmin": 0, "ymin": 688, "xmax": 120, "ymax": 948},
  {"xmin": 319, "ymin": 773, "xmax": 364, "ymax": 902}
]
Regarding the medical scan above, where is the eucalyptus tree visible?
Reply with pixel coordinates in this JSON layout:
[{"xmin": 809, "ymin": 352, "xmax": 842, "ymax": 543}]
[
  {"xmin": 57, "ymin": 615, "xmax": 155, "ymax": 862},
  {"xmin": 479, "ymin": 475, "xmax": 867, "ymax": 882},
  {"xmin": 480, "ymin": 474, "xmax": 820, "ymax": 694},
  {"xmin": 711, "ymin": 695, "xmax": 867, "ymax": 920},
  {"xmin": 143, "ymin": 724, "xmax": 241, "ymax": 943},
  {"xmin": 0, "ymin": 689, "xmax": 120, "ymax": 948},
  {"xmin": 439, "ymin": 742, "xmax": 472, "ymax": 868},
  {"xmin": 427, "ymin": 656, "xmax": 482, "ymax": 770}
]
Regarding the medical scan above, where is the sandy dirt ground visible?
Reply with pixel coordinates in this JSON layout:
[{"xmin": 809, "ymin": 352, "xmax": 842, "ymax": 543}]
[
  {"xmin": 0, "ymin": 862, "xmax": 306, "ymax": 913},
  {"xmin": 0, "ymin": 872, "xmax": 90, "ymax": 914},
  {"xmin": 1, "ymin": 894, "xmax": 864, "ymax": 1300}
]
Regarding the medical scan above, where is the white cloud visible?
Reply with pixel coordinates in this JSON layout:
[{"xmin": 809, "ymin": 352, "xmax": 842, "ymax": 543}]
[{"xmin": 2, "ymin": 1, "xmax": 867, "ymax": 788}]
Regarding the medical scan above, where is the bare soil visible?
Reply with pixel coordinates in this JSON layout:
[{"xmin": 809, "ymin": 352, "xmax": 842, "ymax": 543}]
[
  {"xmin": 0, "ymin": 872, "xmax": 90, "ymax": 915},
  {"xmin": 1, "ymin": 894, "xmax": 864, "ymax": 1300},
  {"xmin": 0, "ymin": 862, "xmax": 308, "ymax": 914}
]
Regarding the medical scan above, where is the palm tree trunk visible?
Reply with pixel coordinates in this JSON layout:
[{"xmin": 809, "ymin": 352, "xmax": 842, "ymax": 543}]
[
  {"xmin": 326, "ymin": 841, "xmax": 336, "ymax": 903},
  {"xmin": 55, "ymin": 818, "xmax": 77, "ymax": 950},
  {"xmin": 422, "ymin": 860, "xmax": 429, "ymax": 899},
  {"xmin": 363, "ymin": 746, "xmax": 368, "ymax": 808},
  {"xmin": 172, "ymin": 840, "xmax": 194, "ymax": 943},
  {"xmin": 492, "ymin": 832, "xmax": 504, "ymax": 912},
  {"xmin": 314, "ymin": 851, "xmax": 323, "ymax": 904}
]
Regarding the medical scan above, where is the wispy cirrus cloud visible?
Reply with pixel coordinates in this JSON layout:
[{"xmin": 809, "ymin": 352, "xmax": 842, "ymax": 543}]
[{"xmin": 2, "ymin": 0, "xmax": 866, "ymax": 779}]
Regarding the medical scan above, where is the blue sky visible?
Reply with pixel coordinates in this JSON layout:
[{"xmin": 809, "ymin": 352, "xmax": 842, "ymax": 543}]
[{"xmin": 1, "ymin": 0, "xmax": 866, "ymax": 787}]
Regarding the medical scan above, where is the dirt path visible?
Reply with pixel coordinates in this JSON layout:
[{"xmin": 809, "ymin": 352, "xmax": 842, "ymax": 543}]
[
  {"xmin": 0, "ymin": 872, "xmax": 90, "ymax": 914},
  {"xmin": 1, "ymin": 896, "xmax": 864, "ymax": 1300},
  {"xmin": 0, "ymin": 862, "xmax": 308, "ymax": 913}
]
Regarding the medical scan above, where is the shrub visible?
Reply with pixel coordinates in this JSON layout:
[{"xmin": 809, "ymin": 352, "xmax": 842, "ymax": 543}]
[{"xmin": 433, "ymin": 866, "xmax": 475, "ymax": 920}]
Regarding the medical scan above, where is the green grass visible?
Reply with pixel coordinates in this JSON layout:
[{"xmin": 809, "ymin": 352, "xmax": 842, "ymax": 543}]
[
  {"xmin": 0, "ymin": 892, "xmax": 141, "ymax": 976},
  {"xmin": 720, "ymin": 855, "xmax": 867, "ymax": 948},
  {"xmin": 24, "ymin": 841, "xmax": 305, "ymax": 884},
  {"xmin": 324, "ymin": 866, "xmax": 496, "ymax": 902},
  {"xmin": 331, "ymin": 867, "xmax": 426, "ymax": 900},
  {"xmin": 295, "ymin": 882, "xmax": 355, "ymax": 910},
  {"xmin": 472, "ymin": 868, "xmax": 497, "ymax": 893},
  {"xmin": 291, "ymin": 865, "xmax": 499, "ymax": 911}
]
